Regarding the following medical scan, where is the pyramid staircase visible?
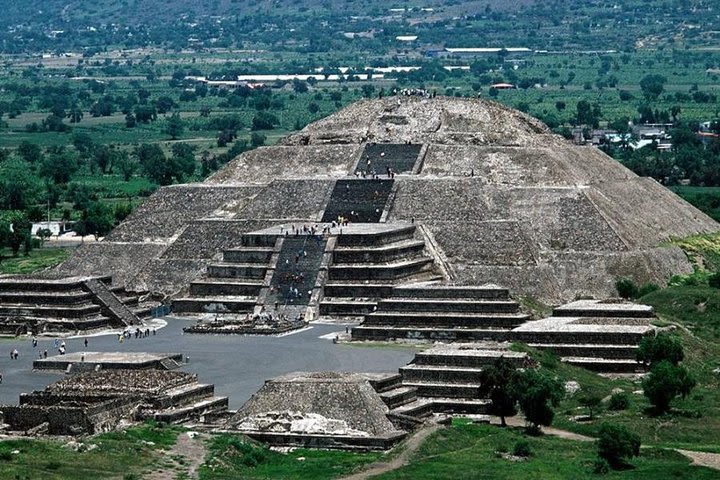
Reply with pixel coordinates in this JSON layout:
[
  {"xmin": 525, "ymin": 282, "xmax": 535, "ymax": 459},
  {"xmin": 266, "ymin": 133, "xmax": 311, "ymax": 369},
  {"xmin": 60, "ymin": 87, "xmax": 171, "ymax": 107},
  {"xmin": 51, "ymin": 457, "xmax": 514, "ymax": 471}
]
[
  {"xmin": 321, "ymin": 178, "xmax": 394, "ymax": 223},
  {"xmin": 351, "ymin": 285, "xmax": 529, "ymax": 342},
  {"xmin": 0, "ymin": 276, "xmax": 142, "ymax": 335},
  {"xmin": 146, "ymin": 379, "xmax": 230, "ymax": 423},
  {"xmin": 320, "ymin": 224, "xmax": 441, "ymax": 318}
]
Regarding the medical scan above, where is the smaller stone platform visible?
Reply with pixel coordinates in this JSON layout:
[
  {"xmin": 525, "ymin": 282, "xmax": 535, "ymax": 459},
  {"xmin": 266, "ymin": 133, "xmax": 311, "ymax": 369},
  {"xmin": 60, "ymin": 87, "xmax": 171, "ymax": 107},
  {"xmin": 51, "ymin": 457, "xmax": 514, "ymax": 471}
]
[
  {"xmin": 224, "ymin": 371, "xmax": 407, "ymax": 450},
  {"xmin": 2, "ymin": 368, "xmax": 228, "ymax": 435},
  {"xmin": 33, "ymin": 352, "xmax": 183, "ymax": 373}
]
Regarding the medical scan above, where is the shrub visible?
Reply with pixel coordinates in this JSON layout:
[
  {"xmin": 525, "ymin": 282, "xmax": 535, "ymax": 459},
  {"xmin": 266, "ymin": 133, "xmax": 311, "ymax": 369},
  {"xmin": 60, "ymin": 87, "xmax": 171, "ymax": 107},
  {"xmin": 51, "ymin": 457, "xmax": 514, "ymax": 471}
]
[
  {"xmin": 615, "ymin": 278, "xmax": 638, "ymax": 299},
  {"xmin": 643, "ymin": 360, "xmax": 696, "ymax": 413},
  {"xmin": 578, "ymin": 393, "xmax": 603, "ymax": 419},
  {"xmin": 636, "ymin": 332, "xmax": 684, "ymax": 366},
  {"xmin": 607, "ymin": 392, "xmax": 630, "ymax": 411},
  {"xmin": 513, "ymin": 440, "xmax": 532, "ymax": 457},
  {"xmin": 708, "ymin": 272, "xmax": 720, "ymax": 289},
  {"xmin": 596, "ymin": 423, "xmax": 641, "ymax": 469},
  {"xmin": 637, "ymin": 283, "xmax": 660, "ymax": 297}
]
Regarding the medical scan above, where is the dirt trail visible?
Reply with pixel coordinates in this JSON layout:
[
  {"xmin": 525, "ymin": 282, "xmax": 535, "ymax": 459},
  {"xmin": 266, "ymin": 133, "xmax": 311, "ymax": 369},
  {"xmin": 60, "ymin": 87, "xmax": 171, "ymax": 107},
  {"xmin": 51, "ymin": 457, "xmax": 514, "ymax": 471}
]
[
  {"xmin": 340, "ymin": 423, "xmax": 442, "ymax": 480},
  {"xmin": 676, "ymin": 449, "xmax": 720, "ymax": 471},
  {"xmin": 492, "ymin": 416, "xmax": 594, "ymax": 441},
  {"xmin": 146, "ymin": 431, "xmax": 207, "ymax": 480}
]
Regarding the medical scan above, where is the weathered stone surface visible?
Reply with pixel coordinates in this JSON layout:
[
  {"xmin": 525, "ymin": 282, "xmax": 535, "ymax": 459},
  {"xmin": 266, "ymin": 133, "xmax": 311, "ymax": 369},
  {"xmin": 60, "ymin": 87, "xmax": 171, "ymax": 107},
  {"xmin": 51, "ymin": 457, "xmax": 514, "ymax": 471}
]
[
  {"xmin": 43, "ymin": 96, "xmax": 719, "ymax": 301},
  {"xmin": 229, "ymin": 371, "xmax": 402, "ymax": 437}
]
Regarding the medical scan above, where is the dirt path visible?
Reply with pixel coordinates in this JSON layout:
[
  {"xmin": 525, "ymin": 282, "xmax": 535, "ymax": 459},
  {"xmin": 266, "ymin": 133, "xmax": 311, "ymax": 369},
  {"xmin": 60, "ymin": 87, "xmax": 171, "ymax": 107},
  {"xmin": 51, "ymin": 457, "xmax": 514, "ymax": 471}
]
[
  {"xmin": 146, "ymin": 431, "xmax": 207, "ymax": 480},
  {"xmin": 676, "ymin": 449, "xmax": 720, "ymax": 471},
  {"xmin": 340, "ymin": 423, "xmax": 443, "ymax": 480},
  {"xmin": 492, "ymin": 416, "xmax": 594, "ymax": 442}
]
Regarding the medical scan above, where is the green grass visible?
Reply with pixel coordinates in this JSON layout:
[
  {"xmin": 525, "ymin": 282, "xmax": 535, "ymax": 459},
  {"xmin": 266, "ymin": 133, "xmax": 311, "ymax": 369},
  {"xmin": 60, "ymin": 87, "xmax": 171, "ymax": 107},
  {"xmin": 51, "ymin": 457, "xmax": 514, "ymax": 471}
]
[
  {"xmin": 199, "ymin": 434, "xmax": 381, "ymax": 480},
  {"xmin": 0, "ymin": 422, "xmax": 182, "ymax": 480},
  {"xmin": 374, "ymin": 421, "xmax": 717, "ymax": 479},
  {"xmin": 0, "ymin": 247, "xmax": 72, "ymax": 274}
]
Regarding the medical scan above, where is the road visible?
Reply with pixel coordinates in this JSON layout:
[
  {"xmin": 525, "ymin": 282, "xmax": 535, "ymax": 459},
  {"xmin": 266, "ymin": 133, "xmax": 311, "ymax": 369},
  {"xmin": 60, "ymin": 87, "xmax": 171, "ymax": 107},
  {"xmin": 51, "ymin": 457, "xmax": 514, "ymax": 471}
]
[{"xmin": 0, "ymin": 318, "xmax": 416, "ymax": 409}]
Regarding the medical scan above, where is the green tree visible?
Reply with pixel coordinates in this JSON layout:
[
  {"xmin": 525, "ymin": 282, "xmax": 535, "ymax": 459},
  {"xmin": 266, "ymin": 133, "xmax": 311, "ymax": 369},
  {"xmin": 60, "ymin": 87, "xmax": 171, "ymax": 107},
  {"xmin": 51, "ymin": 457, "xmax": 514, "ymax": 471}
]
[
  {"xmin": 578, "ymin": 393, "xmax": 602, "ymax": 420},
  {"xmin": 115, "ymin": 151, "xmax": 137, "ymax": 181},
  {"xmin": 615, "ymin": 278, "xmax": 638, "ymax": 299},
  {"xmin": 16, "ymin": 141, "xmax": 43, "ymax": 163},
  {"xmin": 482, "ymin": 356, "xmax": 519, "ymax": 427},
  {"xmin": 251, "ymin": 111, "xmax": 278, "ymax": 130},
  {"xmin": 250, "ymin": 132, "xmax": 266, "ymax": 147},
  {"xmin": 170, "ymin": 143, "xmax": 196, "ymax": 181},
  {"xmin": 136, "ymin": 144, "xmax": 171, "ymax": 185},
  {"xmin": 40, "ymin": 150, "xmax": 79, "ymax": 184},
  {"xmin": 82, "ymin": 201, "xmax": 115, "ymax": 239},
  {"xmin": 0, "ymin": 160, "xmax": 43, "ymax": 209},
  {"xmin": 596, "ymin": 423, "xmax": 641, "ymax": 469},
  {"xmin": 642, "ymin": 360, "xmax": 695, "ymax": 413},
  {"xmin": 511, "ymin": 369, "xmax": 564, "ymax": 433},
  {"xmin": 639, "ymin": 74, "xmax": 666, "ymax": 101},
  {"xmin": 165, "ymin": 112, "xmax": 184, "ymax": 140}
]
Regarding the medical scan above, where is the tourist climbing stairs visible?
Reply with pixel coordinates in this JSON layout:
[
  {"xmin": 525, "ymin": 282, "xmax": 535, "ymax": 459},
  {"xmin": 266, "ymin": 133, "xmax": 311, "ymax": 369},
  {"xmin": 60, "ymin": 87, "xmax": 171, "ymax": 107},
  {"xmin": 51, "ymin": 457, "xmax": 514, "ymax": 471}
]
[
  {"xmin": 321, "ymin": 178, "xmax": 394, "ymax": 223},
  {"xmin": 264, "ymin": 235, "xmax": 326, "ymax": 310}
]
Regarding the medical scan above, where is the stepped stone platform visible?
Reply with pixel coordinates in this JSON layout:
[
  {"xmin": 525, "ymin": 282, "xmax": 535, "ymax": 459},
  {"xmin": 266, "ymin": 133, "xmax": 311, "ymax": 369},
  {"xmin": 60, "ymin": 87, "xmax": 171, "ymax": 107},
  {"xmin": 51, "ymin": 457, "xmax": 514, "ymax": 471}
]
[
  {"xmin": 0, "ymin": 276, "xmax": 142, "ymax": 336},
  {"xmin": 369, "ymin": 343, "xmax": 532, "ymax": 420},
  {"xmin": 511, "ymin": 299, "xmax": 656, "ymax": 373},
  {"xmin": 359, "ymin": 143, "xmax": 423, "ymax": 174},
  {"xmin": 33, "ymin": 352, "xmax": 183, "ymax": 373},
  {"xmin": 1, "ymin": 369, "xmax": 228, "ymax": 435},
  {"xmin": 351, "ymin": 285, "xmax": 527, "ymax": 342},
  {"xmin": 224, "ymin": 372, "xmax": 407, "ymax": 450}
]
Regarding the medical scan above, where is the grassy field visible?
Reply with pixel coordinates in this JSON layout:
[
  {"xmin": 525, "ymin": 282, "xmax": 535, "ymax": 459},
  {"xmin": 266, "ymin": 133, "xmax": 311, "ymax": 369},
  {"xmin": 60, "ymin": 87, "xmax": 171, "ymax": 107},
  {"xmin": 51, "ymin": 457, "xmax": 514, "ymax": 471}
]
[
  {"xmin": 374, "ymin": 420, "xmax": 717, "ymax": 480},
  {"xmin": 199, "ymin": 435, "xmax": 381, "ymax": 479},
  {"xmin": 0, "ymin": 422, "xmax": 182, "ymax": 480},
  {"xmin": 0, "ymin": 247, "xmax": 72, "ymax": 274}
]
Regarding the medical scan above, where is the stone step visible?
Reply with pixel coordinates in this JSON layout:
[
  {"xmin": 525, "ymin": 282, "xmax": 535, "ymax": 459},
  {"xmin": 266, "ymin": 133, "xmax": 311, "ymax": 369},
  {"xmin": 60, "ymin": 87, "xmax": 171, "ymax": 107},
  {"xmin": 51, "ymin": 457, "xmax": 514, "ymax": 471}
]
[
  {"xmin": 222, "ymin": 248, "xmax": 274, "ymax": 264},
  {"xmin": 401, "ymin": 381, "xmax": 482, "ymax": 399},
  {"xmin": 562, "ymin": 357, "xmax": 646, "ymax": 373},
  {"xmin": 366, "ymin": 373, "xmax": 403, "ymax": 393},
  {"xmin": 528, "ymin": 343, "xmax": 639, "ymax": 360},
  {"xmin": 0, "ymin": 303, "xmax": 101, "ymax": 318},
  {"xmin": 0, "ymin": 276, "xmax": 112, "ymax": 292},
  {"xmin": 328, "ymin": 258, "xmax": 434, "ymax": 281},
  {"xmin": 319, "ymin": 300, "xmax": 378, "ymax": 317},
  {"xmin": 400, "ymin": 364, "xmax": 486, "ymax": 384},
  {"xmin": 511, "ymin": 330, "xmax": 647, "ymax": 346},
  {"xmin": 333, "ymin": 239, "xmax": 426, "ymax": 264},
  {"xmin": 389, "ymin": 398, "xmax": 434, "ymax": 418},
  {"xmin": 414, "ymin": 349, "xmax": 529, "ymax": 368},
  {"xmin": 172, "ymin": 297, "xmax": 256, "ymax": 314},
  {"xmin": 83, "ymin": 278, "xmax": 141, "ymax": 327},
  {"xmin": 321, "ymin": 178, "xmax": 394, "ymax": 223},
  {"xmin": 323, "ymin": 282, "xmax": 396, "ymax": 299},
  {"xmin": 207, "ymin": 263, "xmax": 267, "ymax": 279},
  {"xmin": 153, "ymin": 396, "xmax": 229, "ymax": 423},
  {"xmin": 376, "ymin": 298, "xmax": 520, "ymax": 314},
  {"xmin": 390, "ymin": 285, "xmax": 510, "ymax": 300},
  {"xmin": 0, "ymin": 291, "xmax": 93, "ymax": 305},
  {"xmin": 553, "ymin": 302, "xmax": 654, "ymax": 319},
  {"xmin": 363, "ymin": 312, "xmax": 529, "ymax": 328},
  {"xmin": 351, "ymin": 326, "xmax": 509, "ymax": 342},
  {"xmin": 239, "ymin": 235, "xmax": 277, "ymax": 248},
  {"xmin": 153, "ymin": 383, "xmax": 215, "ymax": 409},
  {"xmin": 336, "ymin": 224, "xmax": 416, "ymax": 247},
  {"xmin": 379, "ymin": 386, "xmax": 418, "ymax": 409},
  {"xmin": 190, "ymin": 279, "xmax": 264, "ymax": 297},
  {"xmin": 428, "ymin": 398, "xmax": 492, "ymax": 415}
]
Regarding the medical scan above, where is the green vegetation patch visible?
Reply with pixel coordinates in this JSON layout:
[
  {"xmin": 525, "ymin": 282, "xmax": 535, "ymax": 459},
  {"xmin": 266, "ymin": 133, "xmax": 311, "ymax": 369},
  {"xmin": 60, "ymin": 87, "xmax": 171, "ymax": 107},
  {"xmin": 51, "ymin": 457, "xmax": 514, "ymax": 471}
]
[
  {"xmin": 668, "ymin": 232, "xmax": 720, "ymax": 271},
  {"xmin": 0, "ymin": 422, "xmax": 181, "ymax": 480},
  {"xmin": 0, "ymin": 247, "xmax": 72, "ymax": 274},
  {"xmin": 199, "ymin": 434, "xmax": 381, "ymax": 480},
  {"xmin": 373, "ymin": 422, "xmax": 716, "ymax": 480}
]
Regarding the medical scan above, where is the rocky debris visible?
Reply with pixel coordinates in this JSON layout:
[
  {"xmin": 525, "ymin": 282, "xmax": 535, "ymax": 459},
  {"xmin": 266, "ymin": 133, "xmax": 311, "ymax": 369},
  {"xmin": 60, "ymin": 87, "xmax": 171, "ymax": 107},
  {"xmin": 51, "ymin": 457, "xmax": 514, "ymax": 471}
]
[
  {"xmin": 47, "ymin": 369, "xmax": 196, "ymax": 395},
  {"xmin": 234, "ymin": 411, "xmax": 371, "ymax": 437},
  {"xmin": 564, "ymin": 381, "xmax": 581, "ymax": 395}
]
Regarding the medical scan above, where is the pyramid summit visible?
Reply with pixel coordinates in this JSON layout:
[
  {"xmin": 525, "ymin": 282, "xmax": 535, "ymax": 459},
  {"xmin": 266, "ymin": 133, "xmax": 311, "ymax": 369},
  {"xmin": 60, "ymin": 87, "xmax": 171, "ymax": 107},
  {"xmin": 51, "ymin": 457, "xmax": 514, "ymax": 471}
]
[{"xmin": 52, "ymin": 96, "xmax": 718, "ymax": 304}]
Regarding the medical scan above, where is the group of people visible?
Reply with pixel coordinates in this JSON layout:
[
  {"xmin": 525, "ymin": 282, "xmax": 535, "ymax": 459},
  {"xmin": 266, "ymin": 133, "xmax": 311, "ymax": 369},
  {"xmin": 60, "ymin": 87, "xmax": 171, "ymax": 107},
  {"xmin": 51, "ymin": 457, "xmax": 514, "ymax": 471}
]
[
  {"xmin": 393, "ymin": 87, "xmax": 434, "ymax": 98},
  {"xmin": 118, "ymin": 327, "xmax": 155, "ymax": 343}
]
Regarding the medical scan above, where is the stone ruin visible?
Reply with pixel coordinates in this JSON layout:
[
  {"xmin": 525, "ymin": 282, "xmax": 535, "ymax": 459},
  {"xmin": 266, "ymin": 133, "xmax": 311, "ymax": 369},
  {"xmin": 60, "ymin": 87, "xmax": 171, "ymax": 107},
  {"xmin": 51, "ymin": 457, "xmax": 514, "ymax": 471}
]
[
  {"xmin": 0, "ymin": 276, "xmax": 148, "ymax": 336},
  {"xmin": 224, "ymin": 371, "xmax": 407, "ymax": 450},
  {"xmin": 1, "ymin": 369, "xmax": 228, "ymax": 435}
]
